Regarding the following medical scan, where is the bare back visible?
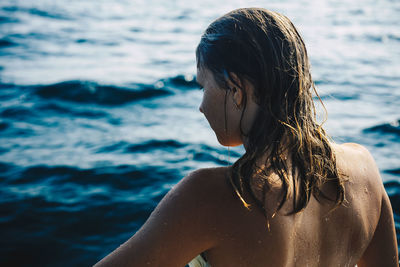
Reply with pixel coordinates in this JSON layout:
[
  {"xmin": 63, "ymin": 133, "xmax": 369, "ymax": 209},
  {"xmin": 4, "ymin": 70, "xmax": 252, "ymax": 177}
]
[{"xmin": 201, "ymin": 143, "xmax": 398, "ymax": 266}]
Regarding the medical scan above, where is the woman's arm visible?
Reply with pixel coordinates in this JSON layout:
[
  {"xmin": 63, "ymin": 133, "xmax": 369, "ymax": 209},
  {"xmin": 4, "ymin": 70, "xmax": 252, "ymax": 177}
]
[{"xmin": 94, "ymin": 169, "xmax": 220, "ymax": 267}]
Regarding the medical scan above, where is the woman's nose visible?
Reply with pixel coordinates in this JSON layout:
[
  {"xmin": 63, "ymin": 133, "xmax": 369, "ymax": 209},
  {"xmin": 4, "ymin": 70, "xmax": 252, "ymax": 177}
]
[{"xmin": 199, "ymin": 105, "xmax": 204, "ymax": 113}]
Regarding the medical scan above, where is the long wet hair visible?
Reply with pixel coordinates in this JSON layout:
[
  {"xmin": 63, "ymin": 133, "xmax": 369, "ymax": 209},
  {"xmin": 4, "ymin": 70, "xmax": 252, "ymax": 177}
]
[{"xmin": 196, "ymin": 8, "xmax": 345, "ymax": 214}]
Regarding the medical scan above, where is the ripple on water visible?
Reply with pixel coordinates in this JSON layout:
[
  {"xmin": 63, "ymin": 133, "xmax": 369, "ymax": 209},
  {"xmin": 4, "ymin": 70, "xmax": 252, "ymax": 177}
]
[{"xmin": 364, "ymin": 119, "xmax": 400, "ymax": 137}]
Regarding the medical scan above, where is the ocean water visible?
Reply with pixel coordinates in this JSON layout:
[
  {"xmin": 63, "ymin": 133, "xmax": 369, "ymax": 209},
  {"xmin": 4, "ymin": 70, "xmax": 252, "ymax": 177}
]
[{"xmin": 0, "ymin": 0, "xmax": 399, "ymax": 266}]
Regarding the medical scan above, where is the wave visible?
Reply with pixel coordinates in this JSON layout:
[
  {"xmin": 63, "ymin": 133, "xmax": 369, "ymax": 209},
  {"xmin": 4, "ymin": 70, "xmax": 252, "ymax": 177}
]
[
  {"xmin": 0, "ymin": 75, "xmax": 196, "ymax": 109},
  {"xmin": 96, "ymin": 139, "xmax": 187, "ymax": 154},
  {"xmin": 0, "ymin": 103, "xmax": 106, "ymax": 127},
  {"xmin": 0, "ymin": 121, "xmax": 10, "ymax": 131},
  {"xmin": 2, "ymin": 6, "xmax": 71, "ymax": 20},
  {"xmin": 0, "ymin": 82, "xmax": 14, "ymax": 90},
  {"xmin": 386, "ymin": 168, "xmax": 400, "ymax": 175},
  {"xmin": 125, "ymin": 139, "xmax": 187, "ymax": 153},
  {"xmin": 0, "ymin": 38, "xmax": 16, "ymax": 47},
  {"xmin": 1, "ymin": 107, "xmax": 34, "ymax": 120},
  {"xmin": 2, "ymin": 163, "xmax": 177, "ymax": 192},
  {"xmin": 319, "ymin": 92, "xmax": 360, "ymax": 101},
  {"xmin": 162, "ymin": 74, "xmax": 198, "ymax": 89},
  {"xmin": 33, "ymin": 80, "xmax": 172, "ymax": 106},
  {"xmin": 363, "ymin": 119, "xmax": 400, "ymax": 136},
  {"xmin": 37, "ymin": 103, "xmax": 109, "ymax": 118},
  {"xmin": 0, "ymin": 15, "xmax": 19, "ymax": 24},
  {"xmin": 0, "ymin": 161, "xmax": 14, "ymax": 173}
]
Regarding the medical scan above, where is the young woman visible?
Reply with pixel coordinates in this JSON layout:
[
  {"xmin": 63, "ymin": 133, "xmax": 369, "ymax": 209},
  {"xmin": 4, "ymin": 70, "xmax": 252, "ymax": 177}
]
[{"xmin": 94, "ymin": 8, "xmax": 398, "ymax": 266}]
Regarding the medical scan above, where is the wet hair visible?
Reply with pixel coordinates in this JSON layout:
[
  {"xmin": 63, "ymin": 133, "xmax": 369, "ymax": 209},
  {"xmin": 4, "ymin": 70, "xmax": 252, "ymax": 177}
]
[{"xmin": 196, "ymin": 8, "xmax": 344, "ymax": 214}]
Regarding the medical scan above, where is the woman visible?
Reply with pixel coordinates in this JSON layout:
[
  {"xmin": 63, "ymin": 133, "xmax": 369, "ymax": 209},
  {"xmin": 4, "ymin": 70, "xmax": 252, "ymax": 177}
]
[{"xmin": 95, "ymin": 8, "xmax": 398, "ymax": 266}]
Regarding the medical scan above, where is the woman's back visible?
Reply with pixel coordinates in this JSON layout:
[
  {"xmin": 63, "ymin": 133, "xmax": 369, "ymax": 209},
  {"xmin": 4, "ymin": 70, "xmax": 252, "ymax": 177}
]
[{"xmin": 196, "ymin": 143, "xmax": 396, "ymax": 266}]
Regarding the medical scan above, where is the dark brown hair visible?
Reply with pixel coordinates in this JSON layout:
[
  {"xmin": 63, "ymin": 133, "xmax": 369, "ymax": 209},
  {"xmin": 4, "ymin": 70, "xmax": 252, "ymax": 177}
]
[{"xmin": 196, "ymin": 8, "xmax": 344, "ymax": 214}]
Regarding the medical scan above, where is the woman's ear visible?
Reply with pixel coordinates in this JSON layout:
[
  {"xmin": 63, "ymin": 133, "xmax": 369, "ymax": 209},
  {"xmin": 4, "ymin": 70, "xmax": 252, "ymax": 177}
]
[
  {"xmin": 227, "ymin": 72, "xmax": 244, "ymax": 108},
  {"xmin": 232, "ymin": 86, "xmax": 243, "ymax": 109}
]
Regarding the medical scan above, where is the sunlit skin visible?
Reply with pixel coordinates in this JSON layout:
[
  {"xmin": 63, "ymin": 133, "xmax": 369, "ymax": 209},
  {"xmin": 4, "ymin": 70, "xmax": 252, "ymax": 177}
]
[{"xmin": 93, "ymin": 66, "xmax": 398, "ymax": 266}]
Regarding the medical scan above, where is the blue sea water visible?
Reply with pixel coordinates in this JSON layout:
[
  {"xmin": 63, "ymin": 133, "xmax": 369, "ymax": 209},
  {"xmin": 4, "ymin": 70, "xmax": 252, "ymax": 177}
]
[{"xmin": 0, "ymin": 0, "xmax": 399, "ymax": 266}]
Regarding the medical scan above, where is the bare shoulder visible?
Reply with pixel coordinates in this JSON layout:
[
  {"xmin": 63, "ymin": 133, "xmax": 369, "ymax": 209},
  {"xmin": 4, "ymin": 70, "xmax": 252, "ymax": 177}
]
[
  {"xmin": 332, "ymin": 142, "xmax": 383, "ymax": 191},
  {"xmin": 154, "ymin": 166, "xmax": 234, "ymax": 232},
  {"xmin": 165, "ymin": 166, "xmax": 247, "ymax": 234},
  {"xmin": 181, "ymin": 166, "xmax": 229, "ymax": 186},
  {"xmin": 169, "ymin": 166, "xmax": 231, "ymax": 203},
  {"xmin": 334, "ymin": 142, "xmax": 378, "ymax": 165}
]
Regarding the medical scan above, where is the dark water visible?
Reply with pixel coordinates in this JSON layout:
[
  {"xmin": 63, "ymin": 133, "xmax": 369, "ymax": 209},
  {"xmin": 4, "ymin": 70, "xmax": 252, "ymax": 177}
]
[{"xmin": 0, "ymin": 0, "xmax": 399, "ymax": 266}]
